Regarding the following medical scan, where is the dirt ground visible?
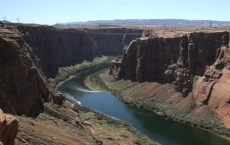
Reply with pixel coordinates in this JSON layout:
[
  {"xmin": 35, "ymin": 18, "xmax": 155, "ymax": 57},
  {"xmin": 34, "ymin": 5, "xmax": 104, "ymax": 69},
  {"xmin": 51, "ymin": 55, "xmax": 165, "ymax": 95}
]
[{"xmin": 15, "ymin": 101, "xmax": 158, "ymax": 145}]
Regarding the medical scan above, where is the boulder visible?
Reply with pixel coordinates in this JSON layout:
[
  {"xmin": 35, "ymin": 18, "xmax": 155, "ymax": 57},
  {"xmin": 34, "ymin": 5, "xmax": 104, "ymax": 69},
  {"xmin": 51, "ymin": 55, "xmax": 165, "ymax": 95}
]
[
  {"xmin": 51, "ymin": 92, "xmax": 66, "ymax": 106},
  {"xmin": 70, "ymin": 104, "xmax": 79, "ymax": 114},
  {"xmin": 0, "ymin": 109, "xmax": 19, "ymax": 145}
]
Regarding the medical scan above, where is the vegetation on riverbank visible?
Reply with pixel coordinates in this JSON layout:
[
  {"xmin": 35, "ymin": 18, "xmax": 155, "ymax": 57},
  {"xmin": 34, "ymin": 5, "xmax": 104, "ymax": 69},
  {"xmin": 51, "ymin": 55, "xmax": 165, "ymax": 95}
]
[
  {"xmin": 48, "ymin": 56, "xmax": 114, "ymax": 90},
  {"xmin": 75, "ymin": 104, "xmax": 159, "ymax": 145},
  {"xmin": 16, "ymin": 100, "xmax": 158, "ymax": 145},
  {"xmin": 85, "ymin": 69, "xmax": 230, "ymax": 140}
]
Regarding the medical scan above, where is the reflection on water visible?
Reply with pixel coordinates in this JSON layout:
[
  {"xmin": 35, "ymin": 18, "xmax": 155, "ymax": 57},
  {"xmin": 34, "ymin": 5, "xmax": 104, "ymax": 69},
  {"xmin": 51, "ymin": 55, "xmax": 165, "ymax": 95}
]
[{"xmin": 56, "ymin": 66, "xmax": 230, "ymax": 145}]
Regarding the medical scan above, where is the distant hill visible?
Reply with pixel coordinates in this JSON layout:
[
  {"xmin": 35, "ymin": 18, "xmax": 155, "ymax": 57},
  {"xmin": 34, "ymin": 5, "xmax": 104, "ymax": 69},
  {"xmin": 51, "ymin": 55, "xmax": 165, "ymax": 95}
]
[
  {"xmin": 0, "ymin": 20, "xmax": 11, "ymax": 24},
  {"xmin": 55, "ymin": 19, "xmax": 230, "ymax": 28}
]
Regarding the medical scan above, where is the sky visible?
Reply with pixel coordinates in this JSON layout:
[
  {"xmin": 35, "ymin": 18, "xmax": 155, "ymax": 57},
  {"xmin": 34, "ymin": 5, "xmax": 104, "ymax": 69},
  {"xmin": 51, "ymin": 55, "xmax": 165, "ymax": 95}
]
[{"xmin": 0, "ymin": 0, "xmax": 229, "ymax": 25}]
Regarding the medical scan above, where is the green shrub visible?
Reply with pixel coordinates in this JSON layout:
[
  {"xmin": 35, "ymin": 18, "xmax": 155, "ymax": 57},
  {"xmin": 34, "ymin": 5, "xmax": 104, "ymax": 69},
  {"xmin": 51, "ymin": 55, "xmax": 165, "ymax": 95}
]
[{"xmin": 48, "ymin": 56, "xmax": 112, "ymax": 90}]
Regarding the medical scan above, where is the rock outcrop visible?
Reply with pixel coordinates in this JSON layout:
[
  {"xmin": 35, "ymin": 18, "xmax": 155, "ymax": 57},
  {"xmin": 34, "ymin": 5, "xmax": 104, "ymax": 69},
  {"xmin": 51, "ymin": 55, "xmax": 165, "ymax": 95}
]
[
  {"xmin": 15, "ymin": 25, "xmax": 101, "ymax": 78},
  {"xmin": 0, "ymin": 109, "xmax": 19, "ymax": 145},
  {"xmin": 0, "ymin": 23, "xmax": 49, "ymax": 116},
  {"xmin": 51, "ymin": 91, "xmax": 66, "ymax": 106},
  {"xmin": 193, "ymin": 33, "xmax": 230, "ymax": 128},
  {"xmin": 111, "ymin": 32, "xmax": 227, "ymax": 82},
  {"xmin": 110, "ymin": 31, "xmax": 230, "ymax": 128},
  {"xmin": 84, "ymin": 28, "xmax": 144, "ymax": 55}
]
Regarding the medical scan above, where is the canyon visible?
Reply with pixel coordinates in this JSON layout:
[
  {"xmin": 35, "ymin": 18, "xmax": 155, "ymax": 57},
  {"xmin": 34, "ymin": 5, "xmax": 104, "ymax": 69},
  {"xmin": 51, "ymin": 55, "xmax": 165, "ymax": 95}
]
[
  {"xmin": 0, "ymin": 22, "xmax": 157, "ymax": 145},
  {"xmin": 1, "ymin": 20, "xmax": 230, "ymax": 144}
]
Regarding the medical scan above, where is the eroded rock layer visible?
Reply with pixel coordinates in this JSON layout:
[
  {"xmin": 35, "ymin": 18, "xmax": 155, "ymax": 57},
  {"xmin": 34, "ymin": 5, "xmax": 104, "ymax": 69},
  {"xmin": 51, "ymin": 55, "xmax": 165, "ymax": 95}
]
[
  {"xmin": 193, "ymin": 34, "xmax": 230, "ymax": 128},
  {"xmin": 0, "ymin": 23, "xmax": 49, "ymax": 116},
  {"xmin": 16, "ymin": 25, "xmax": 101, "ymax": 78},
  {"xmin": 84, "ymin": 28, "xmax": 144, "ymax": 55},
  {"xmin": 110, "ymin": 31, "xmax": 230, "ymax": 128}
]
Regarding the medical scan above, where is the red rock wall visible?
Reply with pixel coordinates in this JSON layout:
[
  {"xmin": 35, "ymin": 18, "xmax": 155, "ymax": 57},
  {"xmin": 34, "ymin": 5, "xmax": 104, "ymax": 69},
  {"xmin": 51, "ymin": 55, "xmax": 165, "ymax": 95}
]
[
  {"xmin": 16, "ymin": 25, "xmax": 101, "ymax": 78},
  {"xmin": 0, "ymin": 23, "xmax": 49, "ymax": 117},
  {"xmin": 112, "ymin": 32, "xmax": 228, "ymax": 83},
  {"xmin": 0, "ymin": 24, "xmax": 107, "ymax": 117},
  {"xmin": 193, "ymin": 33, "xmax": 230, "ymax": 128}
]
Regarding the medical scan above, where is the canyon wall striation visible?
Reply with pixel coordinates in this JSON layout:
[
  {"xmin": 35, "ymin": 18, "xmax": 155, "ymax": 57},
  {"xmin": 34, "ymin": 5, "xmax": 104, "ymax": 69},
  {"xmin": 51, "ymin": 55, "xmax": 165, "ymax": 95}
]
[
  {"xmin": 0, "ymin": 24, "xmax": 105, "ymax": 116},
  {"xmin": 84, "ymin": 28, "xmax": 145, "ymax": 55},
  {"xmin": 16, "ymin": 25, "xmax": 101, "ymax": 78},
  {"xmin": 110, "ymin": 31, "xmax": 230, "ymax": 128},
  {"xmin": 0, "ymin": 23, "xmax": 49, "ymax": 117}
]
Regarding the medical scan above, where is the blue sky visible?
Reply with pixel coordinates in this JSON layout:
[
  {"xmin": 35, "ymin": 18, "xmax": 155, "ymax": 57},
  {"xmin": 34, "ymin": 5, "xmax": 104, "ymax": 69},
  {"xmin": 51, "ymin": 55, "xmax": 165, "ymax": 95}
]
[{"xmin": 0, "ymin": 0, "xmax": 229, "ymax": 25}]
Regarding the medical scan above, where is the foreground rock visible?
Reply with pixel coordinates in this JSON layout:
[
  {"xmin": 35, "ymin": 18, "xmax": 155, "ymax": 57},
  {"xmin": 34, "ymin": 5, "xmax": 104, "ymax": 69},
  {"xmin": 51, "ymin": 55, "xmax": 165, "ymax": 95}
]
[
  {"xmin": 109, "ymin": 31, "xmax": 230, "ymax": 133},
  {"xmin": 0, "ymin": 23, "xmax": 49, "ymax": 116},
  {"xmin": 51, "ymin": 91, "xmax": 66, "ymax": 106},
  {"xmin": 0, "ymin": 109, "xmax": 19, "ymax": 145}
]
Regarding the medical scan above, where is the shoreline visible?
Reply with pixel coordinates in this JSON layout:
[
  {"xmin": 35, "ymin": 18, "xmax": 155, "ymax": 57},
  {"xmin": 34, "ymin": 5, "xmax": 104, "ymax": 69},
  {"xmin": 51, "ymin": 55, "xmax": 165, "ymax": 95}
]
[
  {"xmin": 84, "ymin": 68, "xmax": 230, "ymax": 142},
  {"xmin": 53, "ymin": 61, "xmax": 158, "ymax": 145},
  {"xmin": 48, "ymin": 56, "xmax": 115, "ymax": 90}
]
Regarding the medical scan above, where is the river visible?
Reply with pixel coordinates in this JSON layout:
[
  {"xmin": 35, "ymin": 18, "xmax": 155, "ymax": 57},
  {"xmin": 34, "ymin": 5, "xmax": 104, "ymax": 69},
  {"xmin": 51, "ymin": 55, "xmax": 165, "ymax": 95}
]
[{"xmin": 56, "ymin": 65, "xmax": 230, "ymax": 145}]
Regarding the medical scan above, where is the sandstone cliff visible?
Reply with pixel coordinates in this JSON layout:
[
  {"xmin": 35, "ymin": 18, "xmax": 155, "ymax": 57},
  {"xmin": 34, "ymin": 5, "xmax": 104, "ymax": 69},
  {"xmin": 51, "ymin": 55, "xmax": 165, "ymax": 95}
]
[
  {"xmin": 110, "ymin": 31, "xmax": 230, "ymax": 129},
  {"xmin": 0, "ymin": 23, "xmax": 49, "ymax": 116},
  {"xmin": 84, "ymin": 28, "xmax": 144, "ymax": 55},
  {"xmin": 111, "ymin": 32, "xmax": 227, "ymax": 82},
  {"xmin": 16, "ymin": 25, "xmax": 101, "ymax": 78},
  {"xmin": 193, "ymin": 33, "xmax": 230, "ymax": 128}
]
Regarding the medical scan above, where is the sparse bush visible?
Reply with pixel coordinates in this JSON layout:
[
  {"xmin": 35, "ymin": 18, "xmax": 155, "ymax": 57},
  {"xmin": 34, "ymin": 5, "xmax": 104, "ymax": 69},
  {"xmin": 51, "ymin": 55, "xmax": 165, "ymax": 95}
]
[{"xmin": 48, "ymin": 56, "xmax": 111, "ymax": 90}]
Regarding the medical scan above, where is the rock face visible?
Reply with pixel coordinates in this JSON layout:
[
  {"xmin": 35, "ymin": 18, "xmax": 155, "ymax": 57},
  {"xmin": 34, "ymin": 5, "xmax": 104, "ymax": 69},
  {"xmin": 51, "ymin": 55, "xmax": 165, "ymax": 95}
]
[
  {"xmin": 193, "ymin": 33, "xmax": 230, "ymax": 128},
  {"xmin": 0, "ymin": 109, "xmax": 19, "ymax": 145},
  {"xmin": 0, "ymin": 23, "xmax": 49, "ymax": 117},
  {"xmin": 16, "ymin": 25, "xmax": 101, "ymax": 78},
  {"xmin": 110, "ymin": 31, "xmax": 230, "ymax": 128},
  {"xmin": 111, "ymin": 32, "xmax": 227, "ymax": 82},
  {"xmin": 84, "ymin": 28, "xmax": 144, "ymax": 55}
]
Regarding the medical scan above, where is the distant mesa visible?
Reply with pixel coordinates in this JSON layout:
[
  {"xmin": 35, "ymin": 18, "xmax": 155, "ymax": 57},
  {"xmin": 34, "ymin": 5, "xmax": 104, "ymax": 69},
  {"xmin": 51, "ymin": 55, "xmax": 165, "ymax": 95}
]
[
  {"xmin": 0, "ymin": 20, "xmax": 11, "ymax": 24},
  {"xmin": 54, "ymin": 19, "xmax": 230, "ymax": 28}
]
